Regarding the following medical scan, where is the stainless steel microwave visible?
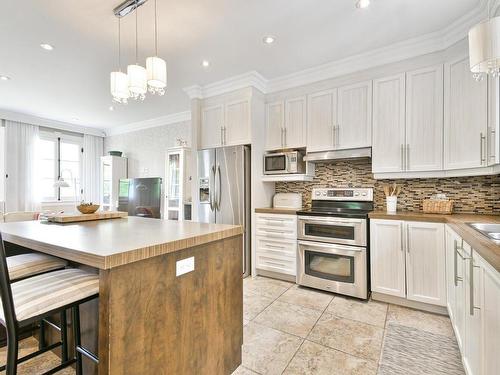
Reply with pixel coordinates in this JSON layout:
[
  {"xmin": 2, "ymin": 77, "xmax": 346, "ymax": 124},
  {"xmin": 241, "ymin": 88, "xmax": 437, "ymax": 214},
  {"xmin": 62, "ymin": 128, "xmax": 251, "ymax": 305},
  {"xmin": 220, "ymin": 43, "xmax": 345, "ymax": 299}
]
[{"xmin": 263, "ymin": 151, "xmax": 305, "ymax": 175}]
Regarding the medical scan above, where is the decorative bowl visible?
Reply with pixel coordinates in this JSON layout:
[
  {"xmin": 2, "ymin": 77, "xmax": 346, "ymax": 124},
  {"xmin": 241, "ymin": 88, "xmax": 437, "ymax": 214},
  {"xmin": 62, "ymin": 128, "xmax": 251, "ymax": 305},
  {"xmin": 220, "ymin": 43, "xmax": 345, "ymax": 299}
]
[
  {"xmin": 77, "ymin": 204, "xmax": 100, "ymax": 214},
  {"xmin": 108, "ymin": 151, "xmax": 123, "ymax": 157}
]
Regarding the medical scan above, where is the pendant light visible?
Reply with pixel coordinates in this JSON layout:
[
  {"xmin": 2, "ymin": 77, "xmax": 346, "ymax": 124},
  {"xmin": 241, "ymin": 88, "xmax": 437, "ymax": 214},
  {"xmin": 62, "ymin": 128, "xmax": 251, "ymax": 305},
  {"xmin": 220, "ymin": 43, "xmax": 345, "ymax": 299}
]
[
  {"xmin": 146, "ymin": 0, "xmax": 167, "ymax": 95},
  {"xmin": 127, "ymin": 0, "xmax": 147, "ymax": 100},
  {"xmin": 469, "ymin": 0, "xmax": 500, "ymax": 80},
  {"xmin": 110, "ymin": 18, "xmax": 130, "ymax": 104}
]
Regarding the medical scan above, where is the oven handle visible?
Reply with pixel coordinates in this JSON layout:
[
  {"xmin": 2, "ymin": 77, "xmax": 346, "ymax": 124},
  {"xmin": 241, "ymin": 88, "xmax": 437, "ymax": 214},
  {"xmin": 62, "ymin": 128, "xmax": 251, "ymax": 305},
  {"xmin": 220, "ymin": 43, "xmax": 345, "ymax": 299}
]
[
  {"xmin": 298, "ymin": 216, "xmax": 363, "ymax": 224},
  {"xmin": 298, "ymin": 240, "xmax": 364, "ymax": 253}
]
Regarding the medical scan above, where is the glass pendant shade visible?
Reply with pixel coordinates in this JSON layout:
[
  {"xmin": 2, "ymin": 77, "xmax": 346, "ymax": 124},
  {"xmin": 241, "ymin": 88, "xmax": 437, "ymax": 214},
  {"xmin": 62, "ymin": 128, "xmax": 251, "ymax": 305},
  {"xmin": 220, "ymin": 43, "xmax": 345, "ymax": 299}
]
[
  {"xmin": 127, "ymin": 64, "xmax": 147, "ymax": 99},
  {"xmin": 146, "ymin": 56, "xmax": 167, "ymax": 95},
  {"xmin": 469, "ymin": 16, "xmax": 500, "ymax": 79},
  {"xmin": 110, "ymin": 71, "xmax": 130, "ymax": 103}
]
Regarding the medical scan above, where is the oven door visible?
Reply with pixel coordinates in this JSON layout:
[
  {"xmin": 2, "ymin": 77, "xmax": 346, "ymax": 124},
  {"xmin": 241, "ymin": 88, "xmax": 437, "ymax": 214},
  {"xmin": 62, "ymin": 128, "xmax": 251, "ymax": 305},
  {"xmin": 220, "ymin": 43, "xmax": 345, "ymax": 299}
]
[
  {"xmin": 297, "ymin": 240, "xmax": 367, "ymax": 299},
  {"xmin": 297, "ymin": 216, "xmax": 366, "ymax": 246},
  {"xmin": 263, "ymin": 154, "xmax": 289, "ymax": 175}
]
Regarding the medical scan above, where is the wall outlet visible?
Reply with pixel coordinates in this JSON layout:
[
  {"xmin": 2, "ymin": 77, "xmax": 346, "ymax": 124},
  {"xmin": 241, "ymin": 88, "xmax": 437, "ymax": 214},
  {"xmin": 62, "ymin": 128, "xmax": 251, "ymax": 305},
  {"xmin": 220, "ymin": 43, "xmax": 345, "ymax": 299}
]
[{"xmin": 176, "ymin": 256, "xmax": 195, "ymax": 277}]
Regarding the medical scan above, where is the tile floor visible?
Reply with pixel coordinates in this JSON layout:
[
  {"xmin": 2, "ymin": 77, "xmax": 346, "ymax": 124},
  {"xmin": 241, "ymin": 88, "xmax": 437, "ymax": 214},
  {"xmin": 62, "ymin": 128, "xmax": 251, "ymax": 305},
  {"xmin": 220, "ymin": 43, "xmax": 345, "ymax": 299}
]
[
  {"xmin": 235, "ymin": 276, "xmax": 463, "ymax": 375},
  {"xmin": 0, "ymin": 276, "xmax": 463, "ymax": 375}
]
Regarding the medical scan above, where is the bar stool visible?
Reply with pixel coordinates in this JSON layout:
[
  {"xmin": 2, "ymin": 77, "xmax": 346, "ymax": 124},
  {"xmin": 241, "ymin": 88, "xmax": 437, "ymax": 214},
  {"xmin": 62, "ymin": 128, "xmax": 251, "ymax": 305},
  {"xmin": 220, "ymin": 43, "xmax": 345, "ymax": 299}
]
[{"xmin": 0, "ymin": 233, "xmax": 99, "ymax": 375}]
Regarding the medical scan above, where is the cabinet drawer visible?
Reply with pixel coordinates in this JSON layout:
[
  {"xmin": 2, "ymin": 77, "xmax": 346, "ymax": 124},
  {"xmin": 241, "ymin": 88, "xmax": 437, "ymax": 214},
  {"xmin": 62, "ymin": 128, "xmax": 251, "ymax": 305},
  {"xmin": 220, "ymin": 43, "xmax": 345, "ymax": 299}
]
[
  {"xmin": 256, "ymin": 237, "xmax": 297, "ymax": 258},
  {"xmin": 256, "ymin": 253, "xmax": 296, "ymax": 276},
  {"xmin": 256, "ymin": 213, "xmax": 297, "ymax": 234}
]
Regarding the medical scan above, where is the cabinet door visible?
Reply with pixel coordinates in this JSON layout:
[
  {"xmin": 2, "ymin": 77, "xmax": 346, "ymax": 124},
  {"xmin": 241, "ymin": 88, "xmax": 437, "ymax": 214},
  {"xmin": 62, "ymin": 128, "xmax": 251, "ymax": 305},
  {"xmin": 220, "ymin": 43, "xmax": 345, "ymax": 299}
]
[
  {"xmin": 406, "ymin": 65, "xmax": 444, "ymax": 171},
  {"xmin": 464, "ymin": 247, "xmax": 482, "ymax": 375},
  {"xmin": 370, "ymin": 219, "xmax": 406, "ymax": 298},
  {"xmin": 455, "ymin": 239, "xmax": 467, "ymax": 351},
  {"xmin": 285, "ymin": 96, "xmax": 307, "ymax": 149},
  {"xmin": 406, "ymin": 222, "xmax": 446, "ymax": 306},
  {"xmin": 200, "ymin": 104, "xmax": 223, "ymax": 149},
  {"xmin": 445, "ymin": 227, "xmax": 458, "ymax": 320},
  {"xmin": 444, "ymin": 57, "xmax": 488, "ymax": 169},
  {"xmin": 225, "ymin": 99, "xmax": 251, "ymax": 146},
  {"xmin": 372, "ymin": 74, "xmax": 406, "ymax": 173},
  {"xmin": 337, "ymin": 81, "xmax": 372, "ymax": 149},
  {"xmin": 482, "ymin": 260, "xmax": 500, "ymax": 375},
  {"xmin": 265, "ymin": 101, "xmax": 284, "ymax": 151},
  {"xmin": 307, "ymin": 89, "xmax": 337, "ymax": 152}
]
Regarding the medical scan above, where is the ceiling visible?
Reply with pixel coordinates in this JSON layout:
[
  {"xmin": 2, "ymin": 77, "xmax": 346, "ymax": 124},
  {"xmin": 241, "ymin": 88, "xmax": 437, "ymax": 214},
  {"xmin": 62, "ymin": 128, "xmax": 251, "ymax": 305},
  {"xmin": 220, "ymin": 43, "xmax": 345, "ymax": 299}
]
[{"xmin": 0, "ymin": 0, "xmax": 482, "ymax": 130}]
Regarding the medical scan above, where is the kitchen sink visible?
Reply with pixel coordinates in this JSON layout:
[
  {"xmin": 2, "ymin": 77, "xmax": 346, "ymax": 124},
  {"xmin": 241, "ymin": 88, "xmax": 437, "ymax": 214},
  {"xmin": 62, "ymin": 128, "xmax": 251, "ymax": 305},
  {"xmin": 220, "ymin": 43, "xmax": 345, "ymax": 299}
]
[{"xmin": 468, "ymin": 223, "xmax": 500, "ymax": 244}]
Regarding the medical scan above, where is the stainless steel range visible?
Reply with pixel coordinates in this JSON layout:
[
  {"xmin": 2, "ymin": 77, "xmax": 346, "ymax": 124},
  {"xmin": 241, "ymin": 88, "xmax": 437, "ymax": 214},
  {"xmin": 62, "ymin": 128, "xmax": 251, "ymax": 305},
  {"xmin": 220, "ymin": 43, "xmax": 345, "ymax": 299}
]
[{"xmin": 297, "ymin": 188, "xmax": 373, "ymax": 299}]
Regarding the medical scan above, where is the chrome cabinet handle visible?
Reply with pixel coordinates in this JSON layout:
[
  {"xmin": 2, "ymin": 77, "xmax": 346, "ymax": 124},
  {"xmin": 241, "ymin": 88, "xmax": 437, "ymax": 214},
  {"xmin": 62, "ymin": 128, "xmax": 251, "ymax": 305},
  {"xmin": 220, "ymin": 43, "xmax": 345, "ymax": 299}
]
[
  {"xmin": 209, "ymin": 165, "xmax": 216, "ymax": 211},
  {"xmin": 217, "ymin": 165, "xmax": 222, "ymax": 209},
  {"xmin": 223, "ymin": 127, "xmax": 227, "ymax": 145},
  {"xmin": 480, "ymin": 133, "xmax": 486, "ymax": 165},
  {"xmin": 406, "ymin": 224, "xmax": 410, "ymax": 254},
  {"xmin": 220, "ymin": 126, "xmax": 224, "ymax": 145},
  {"xmin": 336, "ymin": 125, "xmax": 340, "ymax": 147},
  {"xmin": 406, "ymin": 144, "xmax": 410, "ymax": 170},
  {"xmin": 400, "ymin": 223, "xmax": 404, "ymax": 252},
  {"xmin": 454, "ymin": 240, "xmax": 461, "ymax": 286},
  {"xmin": 489, "ymin": 127, "xmax": 496, "ymax": 161},
  {"xmin": 469, "ymin": 250, "xmax": 481, "ymax": 316}
]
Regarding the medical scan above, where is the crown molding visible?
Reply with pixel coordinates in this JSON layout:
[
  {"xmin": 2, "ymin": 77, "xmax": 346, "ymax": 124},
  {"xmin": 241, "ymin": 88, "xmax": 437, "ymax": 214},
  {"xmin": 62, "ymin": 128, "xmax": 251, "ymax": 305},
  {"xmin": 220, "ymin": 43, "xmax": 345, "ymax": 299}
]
[
  {"xmin": 105, "ymin": 110, "xmax": 191, "ymax": 136},
  {"xmin": 0, "ymin": 109, "xmax": 105, "ymax": 137},
  {"xmin": 183, "ymin": 71, "xmax": 267, "ymax": 99}
]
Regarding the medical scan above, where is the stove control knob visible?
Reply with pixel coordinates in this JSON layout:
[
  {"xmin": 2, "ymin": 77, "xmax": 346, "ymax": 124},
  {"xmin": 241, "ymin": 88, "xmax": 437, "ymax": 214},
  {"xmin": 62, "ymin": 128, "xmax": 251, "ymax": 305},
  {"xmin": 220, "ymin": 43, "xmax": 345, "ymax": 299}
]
[
  {"xmin": 322, "ymin": 192, "xmax": 327, "ymax": 196},
  {"xmin": 354, "ymin": 192, "xmax": 360, "ymax": 196},
  {"xmin": 362, "ymin": 192, "xmax": 367, "ymax": 196},
  {"xmin": 315, "ymin": 191, "xmax": 321, "ymax": 196}
]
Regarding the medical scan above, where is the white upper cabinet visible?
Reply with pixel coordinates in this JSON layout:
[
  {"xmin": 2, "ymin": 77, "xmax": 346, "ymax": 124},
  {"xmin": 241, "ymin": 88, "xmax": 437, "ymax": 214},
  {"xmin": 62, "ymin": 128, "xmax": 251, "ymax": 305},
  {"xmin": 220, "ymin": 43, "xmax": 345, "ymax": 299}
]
[
  {"xmin": 265, "ymin": 97, "xmax": 306, "ymax": 151},
  {"xmin": 370, "ymin": 219, "xmax": 406, "ymax": 298},
  {"xmin": 225, "ymin": 98, "xmax": 251, "ymax": 147},
  {"xmin": 444, "ymin": 57, "xmax": 488, "ymax": 170},
  {"xmin": 405, "ymin": 65, "xmax": 444, "ymax": 171},
  {"xmin": 337, "ymin": 80, "xmax": 372, "ymax": 149},
  {"xmin": 265, "ymin": 101, "xmax": 284, "ymax": 151},
  {"xmin": 200, "ymin": 104, "xmax": 224, "ymax": 149},
  {"xmin": 284, "ymin": 96, "xmax": 307, "ymax": 149},
  {"xmin": 307, "ymin": 89, "xmax": 337, "ymax": 152},
  {"xmin": 372, "ymin": 74, "xmax": 406, "ymax": 173},
  {"xmin": 405, "ymin": 221, "xmax": 446, "ymax": 306}
]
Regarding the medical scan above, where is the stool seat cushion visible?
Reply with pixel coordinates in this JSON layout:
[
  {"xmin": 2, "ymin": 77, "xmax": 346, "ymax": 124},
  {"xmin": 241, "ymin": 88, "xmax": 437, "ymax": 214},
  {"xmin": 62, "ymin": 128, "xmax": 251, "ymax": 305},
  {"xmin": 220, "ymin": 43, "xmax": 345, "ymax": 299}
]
[
  {"xmin": 7, "ymin": 253, "xmax": 68, "ymax": 281},
  {"xmin": 0, "ymin": 268, "xmax": 99, "ymax": 323}
]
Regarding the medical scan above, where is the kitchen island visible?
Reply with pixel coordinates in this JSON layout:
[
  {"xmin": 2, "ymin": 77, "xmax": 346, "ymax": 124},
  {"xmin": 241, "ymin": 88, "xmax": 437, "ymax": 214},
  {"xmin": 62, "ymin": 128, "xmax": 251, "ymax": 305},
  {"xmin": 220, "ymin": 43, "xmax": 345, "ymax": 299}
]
[{"xmin": 0, "ymin": 217, "xmax": 244, "ymax": 374}]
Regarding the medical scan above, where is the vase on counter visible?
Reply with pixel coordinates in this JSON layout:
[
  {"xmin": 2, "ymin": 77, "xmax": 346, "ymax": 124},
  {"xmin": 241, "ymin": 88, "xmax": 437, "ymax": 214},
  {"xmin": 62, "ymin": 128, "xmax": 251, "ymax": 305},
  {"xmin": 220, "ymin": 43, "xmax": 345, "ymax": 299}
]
[{"xmin": 386, "ymin": 196, "xmax": 397, "ymax": 213}]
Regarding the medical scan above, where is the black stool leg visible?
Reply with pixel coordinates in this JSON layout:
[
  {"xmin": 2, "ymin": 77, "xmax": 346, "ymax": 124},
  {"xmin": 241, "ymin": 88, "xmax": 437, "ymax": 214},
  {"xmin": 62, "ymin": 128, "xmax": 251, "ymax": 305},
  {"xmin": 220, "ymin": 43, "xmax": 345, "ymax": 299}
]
[
  {"xmin": 6, "ymin": 334, "xmax": 18, "ymax": 375},
  {"xmin": 72, "ymin": 306, "xmax": 83, "ymax": 375},
  {"xmin": 60, "ymin": 311, "xmax": 68, "ymax": 363}
]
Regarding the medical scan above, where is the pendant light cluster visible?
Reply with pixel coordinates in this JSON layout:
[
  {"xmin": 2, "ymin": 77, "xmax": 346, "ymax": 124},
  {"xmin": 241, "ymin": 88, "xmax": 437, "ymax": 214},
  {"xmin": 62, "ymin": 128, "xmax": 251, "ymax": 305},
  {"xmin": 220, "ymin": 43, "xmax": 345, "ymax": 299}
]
[
  {"xmin": 468, "ymin": 0, "xmax": 500, "ymax": 81},
  {"xmin": 110, "ymin": 0, "xmax": 167, "ymax": 104}
]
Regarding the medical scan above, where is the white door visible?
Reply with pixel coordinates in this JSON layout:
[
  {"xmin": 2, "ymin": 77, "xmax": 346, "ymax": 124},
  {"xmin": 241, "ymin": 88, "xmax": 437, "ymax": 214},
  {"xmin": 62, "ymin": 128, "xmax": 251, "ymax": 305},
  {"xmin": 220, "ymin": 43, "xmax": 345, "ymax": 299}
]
[
  {"xmin": 406, "ymin": 65, "xmax": 444, "ymax": 171},
  {"xmin": 464, "ymin": 247, "xmax": 483, "ymax": 375},
  {"xmin": 372, "ymin": 74, "xmax": 406, "ymax": 173},
  {"xmin": 481, "ymin": 259, "xmax": 500, "ymax": 375},
  {"xmin": 265, "ymin": 101, "xmax": 284, "ymax": 151},
  {"xmin": 370, "ymin": 219, "xmax": 406, "ymax": 298},
  {"xmin": 225, "ymin": 99, "xmax": 251, "ymax": 146},
  {"xmin": 444, "ymin": 57, "xmax": 488, "ymax": 169},
  {"xmin": 307, "ymin": 89, "xmax": 337, "ymax": 152},
  {"xmin": 200, "ymin": 104, "xmax": 223, "ymax": 149},
  {"xmin": 285, "ymin": 96, "xmax": 307, "ymax": 149},
  {"xmin": 405, "ymin": 222, "xmax": 446, "ymax": 306},
  {"xmin": 337, "ymin": 81, "xmax": 372, "ymax": 149}
]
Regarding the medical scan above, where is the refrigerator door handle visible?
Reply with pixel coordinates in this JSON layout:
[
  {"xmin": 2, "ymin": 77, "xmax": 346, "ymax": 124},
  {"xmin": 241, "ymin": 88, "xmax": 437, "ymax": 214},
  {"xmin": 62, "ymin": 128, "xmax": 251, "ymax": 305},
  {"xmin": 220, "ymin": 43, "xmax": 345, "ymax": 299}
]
[
  {"xmin": 216, "ymin": 164, "xmax": 222, "ymax": 210},
  {"xmin": 210, "ymin": 165, "xmax": 216, "ymax": 211}
]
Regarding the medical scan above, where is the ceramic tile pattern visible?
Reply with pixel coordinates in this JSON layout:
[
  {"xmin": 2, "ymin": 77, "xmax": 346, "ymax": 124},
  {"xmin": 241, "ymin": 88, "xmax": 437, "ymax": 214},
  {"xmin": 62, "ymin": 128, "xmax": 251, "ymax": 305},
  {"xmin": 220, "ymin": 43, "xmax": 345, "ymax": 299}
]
[
  {"xmin": 275, "ymin": 159, "xmax": 500, "ymax": 214},
  {"xmin": 235, "ymin": 276, "xmax": 465, "ymax": 375}
]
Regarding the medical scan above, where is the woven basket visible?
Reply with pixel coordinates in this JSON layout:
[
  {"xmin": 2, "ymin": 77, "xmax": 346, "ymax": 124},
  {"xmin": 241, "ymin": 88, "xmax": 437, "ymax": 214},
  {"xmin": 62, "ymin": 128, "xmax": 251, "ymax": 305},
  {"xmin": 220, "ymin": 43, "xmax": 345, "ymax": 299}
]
[{"xmin": 422, "ymin": 199, "xmax": 453, "ymax": 214}]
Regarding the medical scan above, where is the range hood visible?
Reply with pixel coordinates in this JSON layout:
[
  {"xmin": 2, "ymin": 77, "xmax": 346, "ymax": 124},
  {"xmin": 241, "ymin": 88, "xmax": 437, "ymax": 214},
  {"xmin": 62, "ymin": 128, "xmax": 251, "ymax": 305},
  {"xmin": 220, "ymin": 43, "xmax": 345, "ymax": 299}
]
[{"xmin": 303, "ymin": 147, "xmax": 371, "ymax": 162}]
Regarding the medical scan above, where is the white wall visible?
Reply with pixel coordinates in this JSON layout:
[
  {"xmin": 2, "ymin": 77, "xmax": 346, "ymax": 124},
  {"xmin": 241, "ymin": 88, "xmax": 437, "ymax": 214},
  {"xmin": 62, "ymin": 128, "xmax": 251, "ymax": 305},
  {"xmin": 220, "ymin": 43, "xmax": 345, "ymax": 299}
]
[
  {"xmin": 103, "ymin": 121, "xmax": 191, "ymax": 182},
  {"xmin": 0, "ymin": 125, "xmax": 5, "ymax": 213}
]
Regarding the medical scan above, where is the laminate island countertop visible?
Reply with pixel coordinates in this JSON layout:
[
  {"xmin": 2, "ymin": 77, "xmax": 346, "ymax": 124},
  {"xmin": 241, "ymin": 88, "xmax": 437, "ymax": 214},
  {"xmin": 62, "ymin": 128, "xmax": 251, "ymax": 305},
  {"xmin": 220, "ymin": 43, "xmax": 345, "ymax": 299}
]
[
  {"xmin": 0, "ymin": 216, "xmax": 243, "ymax": 269},
  {"xmin": 369, "ymin": 211, "xmax": 500, "ymax": 272},
  {"xmin": 0, "ymin": 216, "xmax": 244, "ymax": 374}
]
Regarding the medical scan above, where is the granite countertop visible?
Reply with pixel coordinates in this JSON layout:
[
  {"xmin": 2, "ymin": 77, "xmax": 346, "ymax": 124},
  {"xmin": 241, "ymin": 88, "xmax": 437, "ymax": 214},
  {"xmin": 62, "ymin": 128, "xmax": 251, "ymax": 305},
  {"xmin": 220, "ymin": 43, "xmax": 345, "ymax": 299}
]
[
  {"xmin": 0, "ymin": 217, "xmax": 243, "ymax": 270},
  {"xmin": 255, "ymin": 207, "xmax": 300, "ymax": 215},
  {"xmin": 369, "ymin": 211, "xmax": 500, "ymax": 273}
]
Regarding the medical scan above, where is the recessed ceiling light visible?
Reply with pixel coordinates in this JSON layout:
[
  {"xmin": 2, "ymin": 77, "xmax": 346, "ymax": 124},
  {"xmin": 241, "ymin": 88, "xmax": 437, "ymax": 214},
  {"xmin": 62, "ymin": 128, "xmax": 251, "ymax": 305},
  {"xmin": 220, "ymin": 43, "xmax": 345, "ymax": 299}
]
[
  {"xmin": 0, "ymin": 75, "xmax": 10, "ymax": 81},
  {"xmin": 40, "ymin": 43, "xmax": 54, "ymax": 51},
  {"xmin": 109, "ymin": 106, "xmax": 115, "ymax": 111},
  {"xmin": 263, "ymin": 36, "xmax": 275, "ymax": 44},
  {"xmin": 356, "ymin": 0, "xmax": 370, "ymax": 9},
  {"xmin": 201, "ymin": 60, "xmax": 210, "ymax": 68}
]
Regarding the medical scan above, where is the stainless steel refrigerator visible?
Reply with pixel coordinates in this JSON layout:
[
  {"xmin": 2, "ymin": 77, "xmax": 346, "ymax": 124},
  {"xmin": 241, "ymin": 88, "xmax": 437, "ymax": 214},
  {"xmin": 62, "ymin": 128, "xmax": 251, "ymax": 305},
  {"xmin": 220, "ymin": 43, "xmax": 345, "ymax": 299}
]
[{"xmin": 198, "ymin": 145, "xmax": 251, "ymax": 277}]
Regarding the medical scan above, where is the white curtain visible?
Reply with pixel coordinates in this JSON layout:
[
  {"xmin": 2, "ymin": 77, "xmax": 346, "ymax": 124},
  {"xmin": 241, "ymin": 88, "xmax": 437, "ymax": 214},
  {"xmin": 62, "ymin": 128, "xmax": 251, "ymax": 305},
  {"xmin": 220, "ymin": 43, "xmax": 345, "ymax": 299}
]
[
  {"xmin": 82, "ymin": 134, "xmax": 103, "ymax": 204},
  {"xmin": 5, "ymin": 120, "xmax": 40, "ymax": 212}
]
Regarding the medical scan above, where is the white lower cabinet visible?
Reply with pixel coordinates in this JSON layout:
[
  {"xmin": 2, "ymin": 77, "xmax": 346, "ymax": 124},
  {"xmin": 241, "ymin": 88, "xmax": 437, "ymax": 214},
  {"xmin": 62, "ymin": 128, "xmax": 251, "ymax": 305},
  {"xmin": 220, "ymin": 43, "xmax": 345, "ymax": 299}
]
[
  {"xmin": 370, "ymin": 219, "xmax": 446, "ymax": 306},
  {"xmin": 445, "ymin": 226, "xmax": 500, "ymax": 375},
  {"xmin": 255, "ymin": 213, "xmax": 297, "ymax": 277}
]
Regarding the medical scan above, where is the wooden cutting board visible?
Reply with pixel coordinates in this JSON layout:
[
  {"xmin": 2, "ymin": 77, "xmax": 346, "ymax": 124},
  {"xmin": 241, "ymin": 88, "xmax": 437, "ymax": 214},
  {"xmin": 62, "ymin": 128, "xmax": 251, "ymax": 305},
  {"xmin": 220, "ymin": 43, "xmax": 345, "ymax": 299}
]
[{"xmin": 47, "ymin": 211, "xmax": 128, "ymax": 223}]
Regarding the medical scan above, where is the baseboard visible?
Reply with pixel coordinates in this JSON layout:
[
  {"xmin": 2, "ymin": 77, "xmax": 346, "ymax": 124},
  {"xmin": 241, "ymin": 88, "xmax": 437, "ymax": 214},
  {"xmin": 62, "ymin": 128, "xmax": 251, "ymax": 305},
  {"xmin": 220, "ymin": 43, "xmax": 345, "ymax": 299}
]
[
  {"xmin": 255, "ymin": 269, "xmax": 296, "ymax": 283},
  {"xmin": 371, "ymin": 292, "xmax": 449, "ymax": 315}
]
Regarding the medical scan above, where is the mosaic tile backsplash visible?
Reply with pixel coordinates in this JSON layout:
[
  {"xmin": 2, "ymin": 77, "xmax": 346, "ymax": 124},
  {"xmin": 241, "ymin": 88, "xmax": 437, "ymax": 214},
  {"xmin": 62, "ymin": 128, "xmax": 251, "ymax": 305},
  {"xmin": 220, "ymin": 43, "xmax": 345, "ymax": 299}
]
[{"xmin": 275, "ymin": 159, "xmax": 500, "ymax": 214}]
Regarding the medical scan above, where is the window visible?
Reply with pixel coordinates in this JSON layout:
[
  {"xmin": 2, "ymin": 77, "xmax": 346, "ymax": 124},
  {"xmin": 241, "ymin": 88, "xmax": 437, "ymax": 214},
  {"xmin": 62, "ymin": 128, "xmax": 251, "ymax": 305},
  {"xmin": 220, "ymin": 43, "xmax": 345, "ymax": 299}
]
[{"xmin": 37, "ymin": 131, "xmax": 83, "ymax": 202}]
